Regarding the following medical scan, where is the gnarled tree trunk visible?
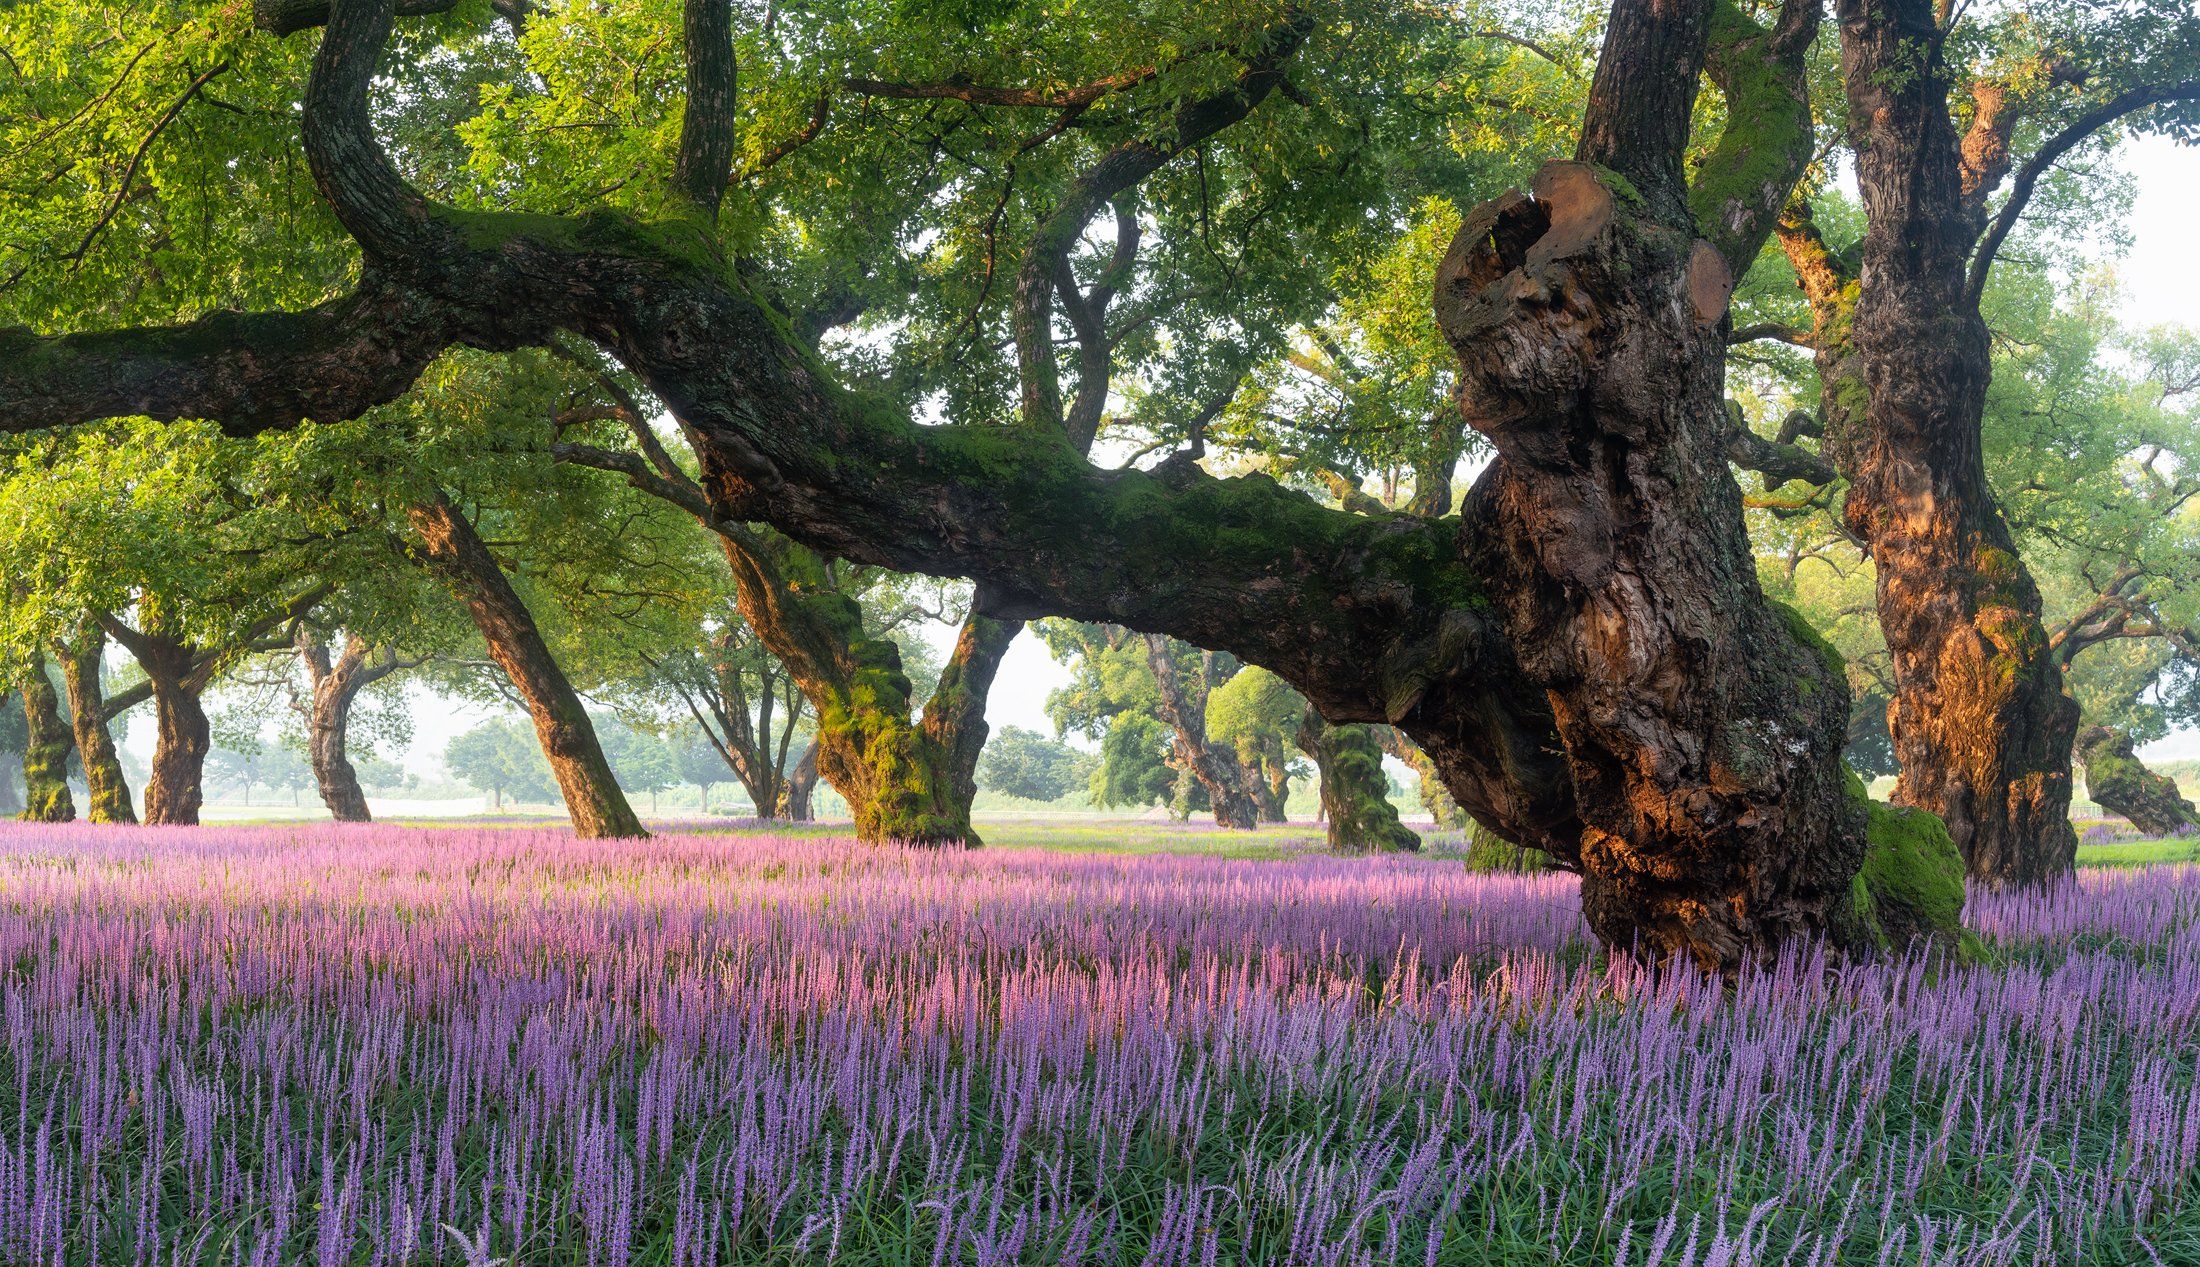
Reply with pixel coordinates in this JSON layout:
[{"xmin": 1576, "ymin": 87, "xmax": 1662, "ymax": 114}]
[
  {"xmin": 714, "ymin": 533, "xmax": 1017, "ymax": 845},
  {"xmin": 56, "ymin": 620, "xmax": 134, "ymax": 824},
  {"xmin": 0, "ymin": 0, "xmax": 1918, "ymax": 968},
  {"xmin": 1835, "ymin": 0, "xmax": 2079, "ymax": 885},
  {"xmin": 1298, "ymin": 712, "xmax": 1418, "ymax": 852},
  {"xmin": 15, "ymin": 657, "xmax": 75, "ymax": 823},
  {"xmin": 100, "ymin": 617, "xmax": 212, "ymax": 828},
  {"xmin": 2077, "ymin": 726, "xmax": 2196, "ymax": 838},
  {"xmin": 405, "ymin": 493, "xmax": 646, "ymax": 839},
  {"xmin": 1144, "ymin": 634, "xmax": 1259, "ymax": 830},
  {"xmin": 1432, "ymin": 12, "xmax": 1862, "ymax": 962}
]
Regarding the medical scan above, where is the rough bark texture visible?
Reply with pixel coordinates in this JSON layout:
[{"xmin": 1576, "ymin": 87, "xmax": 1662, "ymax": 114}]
[
  {"xmin": 558, "ymin": 437, "xmax": 1015, "ymax": 846},
  {"xmin": 405, "ymin": 494, "xmax": 647, "ymax": 839},
  {"xmin": 2076, "ymin": 726, "xmax": 2197, "ymax": 837},
  {"xmin": 138, "ymin": 645, "xmax": 211, "ymax": 827},
  {"xmin": 1837, "ymin": 0, "xmax": 2079, "ymax": 885},
  {"xmin": 15, "ymin": 658, "xmax": 75, "ymax": 823},
  {"xmin": 1298, "ymin": 712, "xmax": 1419, "ymax": 853},
  {"xmin": 96, "ymin": 614, "xmax": 217, "ymax": 828},
  {"xmin": 713, "ymin": 534, "xmax": 1012, "ymax": 845},
  {"xmin": 56, "ymin": 622, "xmax": 134, "ymax": 824},
  {"xmin": 1144, "ymin": 635, "xmax": 1259, "ymax": 830},
  {"xmin": 1434, "ymin": 148, "xmax": 1861, "ymax": 962},
  {"xmin": 297, "ymin": 630, "xmax": 402, "ymax": 822},
  {"xmin": 0, "ymin": 0, "xmax": 1890, "ymax": 968}
]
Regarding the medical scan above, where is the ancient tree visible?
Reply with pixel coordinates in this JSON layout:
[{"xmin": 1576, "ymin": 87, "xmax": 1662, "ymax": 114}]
[
  {"xmin": 1743, "ymin": 0, "xmax": 2200, "ymax": 884},
  {"xmin": 0, "ymin": 0, "xmax": 1964, "ymax": 966}
]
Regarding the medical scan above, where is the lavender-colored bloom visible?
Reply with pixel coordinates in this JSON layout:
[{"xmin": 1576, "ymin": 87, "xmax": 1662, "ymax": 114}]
[{"xmin": 0, "ymin": 822, "xmax": 2189, "ymax": 1263}]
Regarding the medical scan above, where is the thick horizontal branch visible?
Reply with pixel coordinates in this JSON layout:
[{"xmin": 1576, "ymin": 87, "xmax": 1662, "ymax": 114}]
[{"xmin": 0, "ymin": 283, "xmax": 466, "ymax": 434}]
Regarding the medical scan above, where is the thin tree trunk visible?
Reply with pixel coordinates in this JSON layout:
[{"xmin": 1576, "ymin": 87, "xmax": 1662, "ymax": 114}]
[
  {"xmin": 0, "ymin": 741, "xmax": 20, "ymax": 816},
  {"xmin": 296, "ymin": 629, "xmax": 378, "ymax": 823},
  {"xmin": 1143, "ymin": 635, "xmax": 1259, "ymax": 830},
  {"xmin": 405, "ymin": 493, "xmax": 646, "ymax": 839},
  {"xmin": 2077, "ymin": 726, "xmax": 2196, "ymax": 838},
  {"xmin": 15, "ymin": 657, "xmax": 75, "ymax": 823},
  {"xmin": 56, "ymin": 620, "xmax": 134, "ymax": 823},
  {"xmin": 1834, "ymin": 0, "xmax": 2079, "ymax": 886},
  {"xmin": 1298, "ymin": 712, "xmax": 1419, "ymax": 852},
  {"xmin": 780, "ymin": 741, "xmax": 817, "ymax": 821}
]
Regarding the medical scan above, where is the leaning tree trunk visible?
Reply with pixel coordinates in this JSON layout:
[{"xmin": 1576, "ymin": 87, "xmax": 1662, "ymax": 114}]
[
  {"xmin": 405, "ymin": 494, "xmax": 646, "ymax": 839},
  {"xmin": 1434, "ymin": 83, "xmax": 1863, "ymax": 960},
  {"xmin": 1298, "ymin": 713, "xmax": 1419, "ymax": 853},
  {"xmin": 2076, "ymin": 726, "xmax": 2196, "ymax": 838},
  {"xmin": 15, "ymin": 658, "xmax": 75, "ymax": 823},
  {"xmin": 297, "ymin": 630, "xmax": 377, "ymax": 823},
  {"xmin": 1143, "ymin": 635, "xmax": 1259, "ymax": 830},
  {"xmin": 1835, "ymin": 0, "xmax": 2079, "ymax": 886},
  {"xmin": 56, "ymin": 622, "xmax": 134, "ymax": 823}
]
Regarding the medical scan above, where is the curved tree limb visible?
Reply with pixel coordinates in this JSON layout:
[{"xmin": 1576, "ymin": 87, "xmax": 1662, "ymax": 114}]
[{"xmin": 1966, "ymin": 79, "xmax": 2200, "ymax": 306}]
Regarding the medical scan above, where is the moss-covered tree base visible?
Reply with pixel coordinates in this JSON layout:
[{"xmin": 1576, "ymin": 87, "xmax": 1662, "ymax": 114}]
[
  {"xmin": 1463, "ymin": 822, "xmax": 1550, "ymax": 873},
  {"xmin": 1845, "ymin": 771, "xmax": 1966, "ymax": 953},
  {"xmin": 16, "ymin": 660, "xmax": 76, "ymax": 824}
]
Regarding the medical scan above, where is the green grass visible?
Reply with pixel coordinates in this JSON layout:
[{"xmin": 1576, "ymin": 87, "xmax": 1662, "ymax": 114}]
[{"xmin": 2077, "ymin": 836, "xmax": 2200, "ymax": 867}]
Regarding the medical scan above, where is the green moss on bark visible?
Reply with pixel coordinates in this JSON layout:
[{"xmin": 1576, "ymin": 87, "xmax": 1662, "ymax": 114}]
[{"xmin": 1845, "ymin": 768, "xmax": 1965, "ymax": 952}]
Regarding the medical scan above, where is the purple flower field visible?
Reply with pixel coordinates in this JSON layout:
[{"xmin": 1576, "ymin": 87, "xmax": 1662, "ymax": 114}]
[{"xmin": 0, "ymin": 823, "xmax": 2190, "ymax": 1265}]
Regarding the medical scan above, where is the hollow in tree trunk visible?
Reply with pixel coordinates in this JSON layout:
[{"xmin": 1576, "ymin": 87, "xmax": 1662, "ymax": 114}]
[
  {"xmin": 405, "ymin": 493, "xmax": 646, "ymax": 839},
  {"xmin": 2076, "ymin": 726, "xmax": 2196, "ymax": 838},
  {"xmin": 1298, "ymin": 712, "xmax": 1419, "ymax": 852},
  {"xmin": 56, "ymin": 620, "xmax": 134, "ymax": 823},
  {"xmin": 1435, "ymin": 157, "xmax": 1860, "ymax": 960},
  {"xmin": 15, "ymin": 657, "xmax": 75, "ymax": 823}
]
